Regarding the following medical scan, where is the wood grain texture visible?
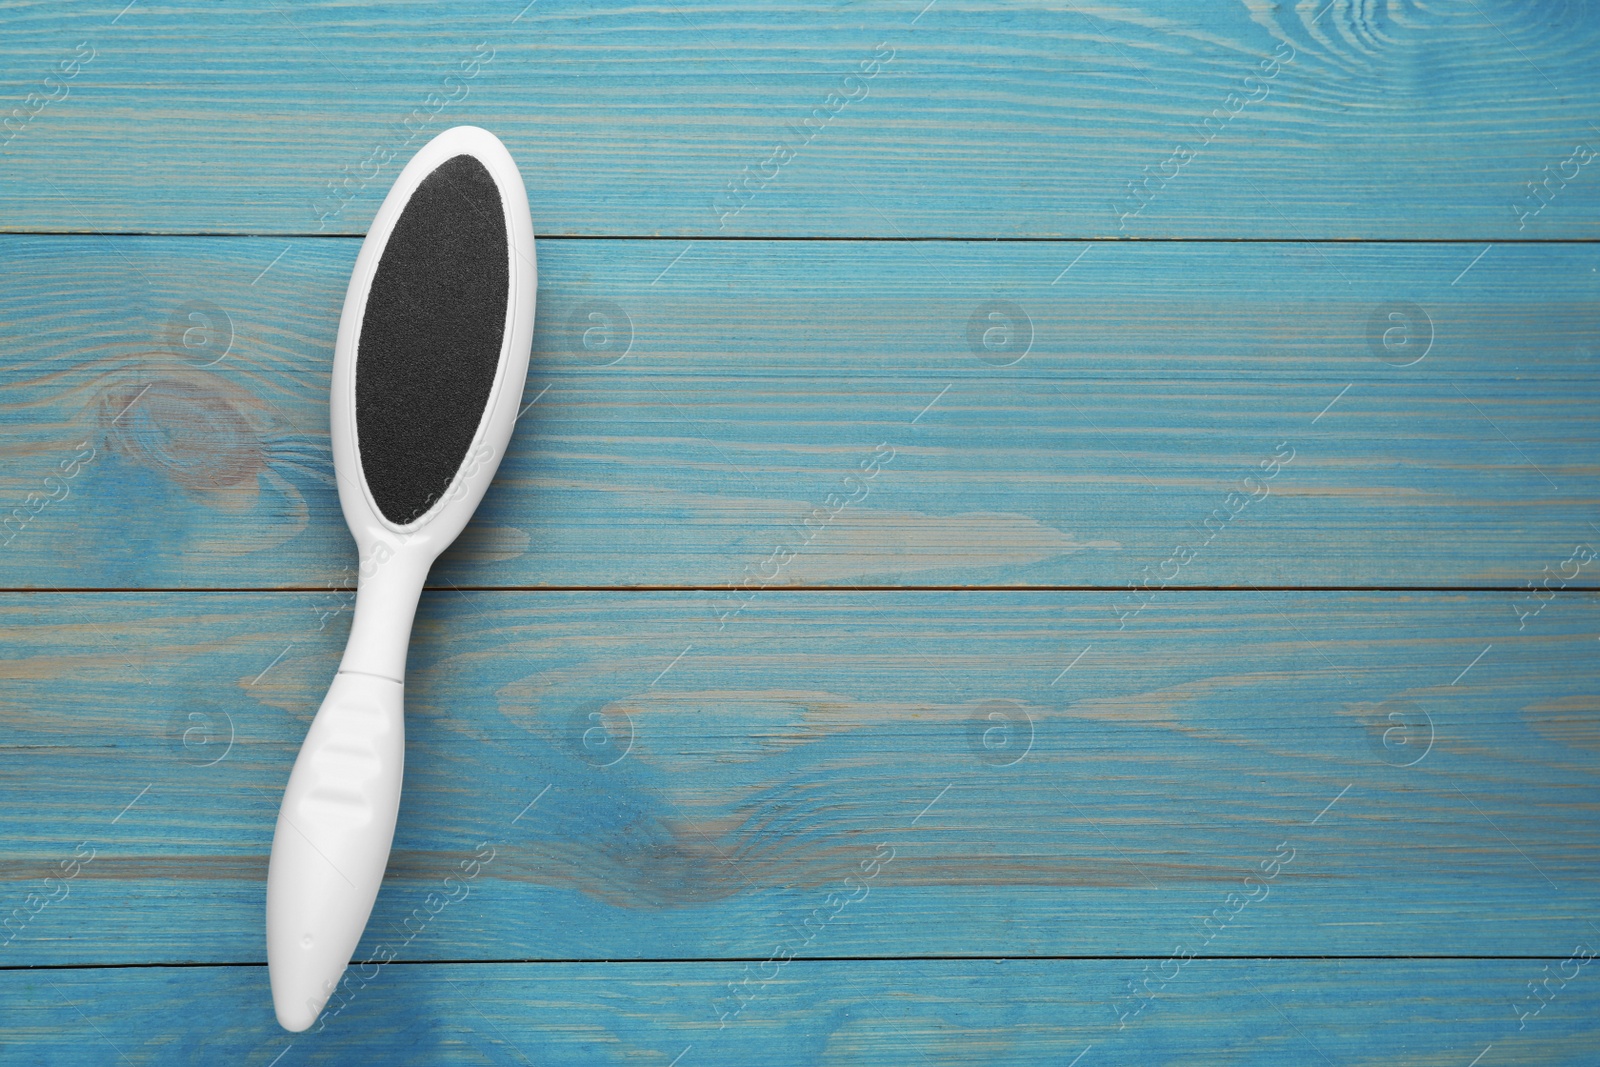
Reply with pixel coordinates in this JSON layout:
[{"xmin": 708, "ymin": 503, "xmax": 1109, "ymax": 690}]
[
  {"xmin": 0, "ymin": 2, "xmax": 1598, "ymax": 238},
  {"xmin": 4, "ymin": 0, "xmax": 1599, "ymax": 1052},
  {"xmin": 4, "ymin": 959, "xmax": 1599, "ymax": 1065},
  {"xmin": 1, "ymin": 235, "xmax": 1595, "ymax": 590},
  {"xmin": 2, "ymin": 591, "xmax": 1595, "ymax": 966}
]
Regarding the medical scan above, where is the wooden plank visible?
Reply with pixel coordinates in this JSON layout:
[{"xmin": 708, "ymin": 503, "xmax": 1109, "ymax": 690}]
[
  {"xmin": 1, "ymin": 235, "xmax": 1596, "ymax": 590},
  {"xmin": 4, "ymin": 959, "xmax": 1599, "ymax": 1064},
  {"xmin": 2, "ymin": 591, "xmax": 1595, "ymax": 966},
  {"xmin": 1, "ymin": 2, "xmax": 1598, "ymax": 238}
]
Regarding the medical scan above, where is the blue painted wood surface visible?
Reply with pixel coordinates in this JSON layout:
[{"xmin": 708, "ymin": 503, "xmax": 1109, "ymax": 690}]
[
  {"xmin": 1, "ymin": 236, "xmax": 1595, "ymax": 589},
  {"xmin": 2, "ymin": 590, "xmax": 1597, "ymax": 968},
  {"xmin": 1, "ymin": 1, "xmax": 1597, "ymax": 1063},
  {"xmin": 5, "ymin": 960, "xmax": 1599, "ymax": 1065},
  {"xmin": 0, "ymin": 2, "xmax": 1598, "ymax": 238}
]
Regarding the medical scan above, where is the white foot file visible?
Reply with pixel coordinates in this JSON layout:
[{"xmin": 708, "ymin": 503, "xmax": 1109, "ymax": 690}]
[{"xmin": 267, "ymin": 125, "xmax": 535, "ymax": 1032}]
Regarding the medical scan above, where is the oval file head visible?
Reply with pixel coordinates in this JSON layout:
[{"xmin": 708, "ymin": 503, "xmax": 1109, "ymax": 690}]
[
  {"xmin": 331, "ymin": 124, "xmax": 536, "ymax": 565},
  {"xmin": 267, "ymin": 125, "xmax": 535, "ymax": 1033}
]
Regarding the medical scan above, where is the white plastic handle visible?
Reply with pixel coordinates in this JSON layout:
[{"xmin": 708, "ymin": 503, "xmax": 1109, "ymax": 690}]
[
  {"xmin": 267, "ymin": 546, "xmax": 428, "ymax": 1032},
  {"xmin": 266, "ymin": 667, "xmax": 407, "ymax": 1033}
]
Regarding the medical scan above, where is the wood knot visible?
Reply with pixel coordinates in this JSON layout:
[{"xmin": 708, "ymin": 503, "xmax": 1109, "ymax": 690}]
[{"xmin": 100, "ymin": 376, "xmax": 264, "ymax": 490}]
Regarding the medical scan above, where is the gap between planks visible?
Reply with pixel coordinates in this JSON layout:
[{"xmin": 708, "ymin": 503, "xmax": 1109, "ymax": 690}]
[
  {"xmin": 5, "ymin": 585, "xmax": 1597, "ymax": 595},
  {"xmin": 6, "ymin": 953, "xmax": 1595, "ymax": 973},
  {"xmin": 4, "ymin": 232, "xmax": 1600, "ymax": 244}
]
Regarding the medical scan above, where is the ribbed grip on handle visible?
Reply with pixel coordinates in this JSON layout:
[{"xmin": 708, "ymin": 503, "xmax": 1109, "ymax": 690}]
[{"xmin": 267, "ymin": 670, "xmax": 405, "ymax": 1032}]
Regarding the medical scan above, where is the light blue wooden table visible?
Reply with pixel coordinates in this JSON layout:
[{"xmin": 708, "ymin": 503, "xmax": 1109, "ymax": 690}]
[{"xmin": 2, "ymin": 2, "xmax": 1598, "ymax": 1063}]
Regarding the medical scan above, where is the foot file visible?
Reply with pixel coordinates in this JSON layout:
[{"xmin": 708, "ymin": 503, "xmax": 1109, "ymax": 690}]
[{"xmin": 267, "ymin": 125, "xmax": 535, "ymax": 1032}]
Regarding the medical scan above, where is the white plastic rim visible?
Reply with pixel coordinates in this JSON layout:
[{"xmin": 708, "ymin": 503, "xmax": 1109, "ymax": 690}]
[{"xmin": 267, "ymin": 125, "xmax": 536, "ymax": 1033}]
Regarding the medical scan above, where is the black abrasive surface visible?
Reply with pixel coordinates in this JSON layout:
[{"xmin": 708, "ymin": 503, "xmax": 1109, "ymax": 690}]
[{"xmin": 356, "ymin": 153, "xmax": 509, "ymax": 525}]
